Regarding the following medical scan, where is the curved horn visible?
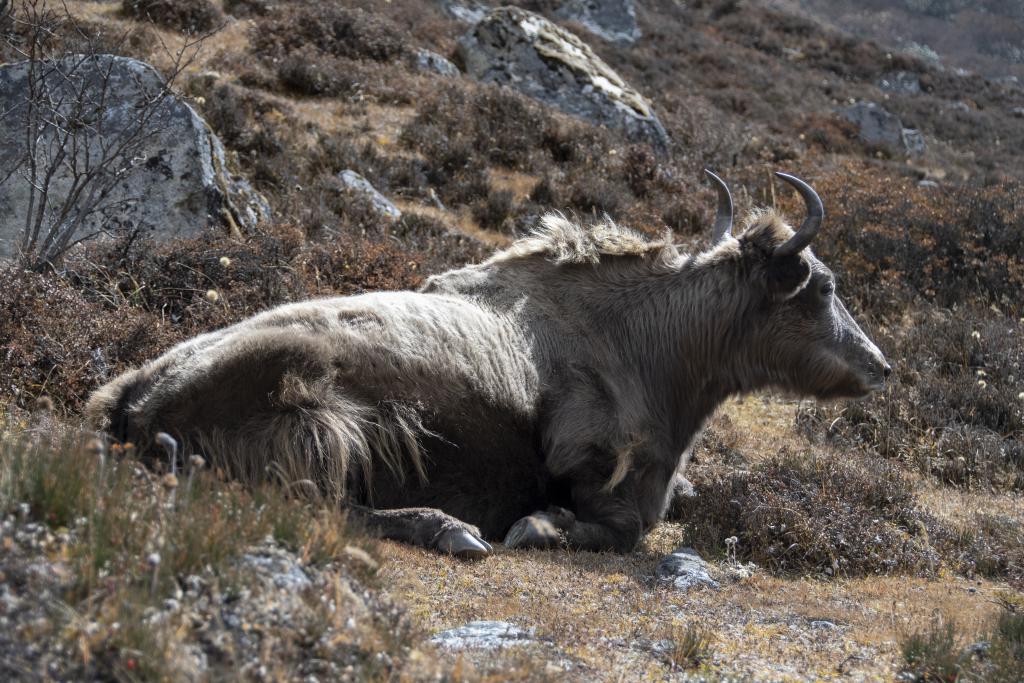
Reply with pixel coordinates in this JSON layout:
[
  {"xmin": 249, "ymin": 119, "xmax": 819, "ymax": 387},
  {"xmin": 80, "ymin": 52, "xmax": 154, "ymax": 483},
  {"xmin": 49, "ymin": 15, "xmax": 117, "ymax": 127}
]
[
  {"xmin": 773, "ymin": 172, "xmax": 824, "ymax": 259},
  {"xmin": 704, "ymin": 168, "xmax": 733, "ymax": 245}
]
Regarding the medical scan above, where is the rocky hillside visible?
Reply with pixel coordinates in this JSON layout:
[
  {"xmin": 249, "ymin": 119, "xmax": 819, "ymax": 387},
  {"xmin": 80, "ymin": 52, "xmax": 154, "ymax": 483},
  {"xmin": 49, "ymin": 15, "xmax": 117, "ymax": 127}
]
[{"xmin": 1, "ymin": 0, "xmax": 1022, "ymax": 680}]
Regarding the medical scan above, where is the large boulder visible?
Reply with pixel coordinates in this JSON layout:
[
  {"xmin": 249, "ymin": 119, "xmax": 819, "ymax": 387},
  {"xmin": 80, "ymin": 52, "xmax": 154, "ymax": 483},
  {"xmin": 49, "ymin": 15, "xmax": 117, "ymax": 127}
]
[
  {"xmin": 456, "ymin": 7, "xmax": 668, "ymax": 154},
  {"xmin": 555, "ymin": 0, "xmax": 640, "ymax": 45},
  {"xmin": 840, "ymin": 101, "xmax": 925, "ymax": 157},
  {"xmin": 0, "ymin": 54, "xmax": 269, "ymax": 262}
]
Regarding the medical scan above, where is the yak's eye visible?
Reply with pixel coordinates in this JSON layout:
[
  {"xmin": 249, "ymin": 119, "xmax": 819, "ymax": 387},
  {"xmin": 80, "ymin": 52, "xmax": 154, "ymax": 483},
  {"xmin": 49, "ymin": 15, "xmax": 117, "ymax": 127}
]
[{"xmin": 820, "ymin": 281, "xmax": 835, "ymax": 297}]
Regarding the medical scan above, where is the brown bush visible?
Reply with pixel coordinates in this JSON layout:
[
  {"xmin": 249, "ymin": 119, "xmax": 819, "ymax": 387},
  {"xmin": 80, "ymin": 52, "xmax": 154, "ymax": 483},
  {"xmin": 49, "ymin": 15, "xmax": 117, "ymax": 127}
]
[
  {"xmin": 785, "ymin": 169, "xmax": 1024, "ymax": 492},
  {"xmin": 276, "ymin": 49, "xmax": 361, "ymax": 98},
  {"xmin": 473, "ymin": 189, "xmax": 516, "ymax": 232},
  {"xmin": 121, "ymin": 0, "xmax": 222, "ymax": 34},
  {"xmin": 929, "ymin": 512, "xmax": 1024, "ymax": 585},
  {"xmin": 400, "ymin": 84, "xmax": 553, "ymax": 172},
  {"xmin": 800, "ymin": 310, "xmax": 1024, "ymax": 492},
  {"xmin": 678, "ymin": 443, "xmax": 936, "ymax": 576},
  {"xmin": 0, "ymin": 266, "xmax": 173, "ymax": 414},
  {"xmin": 251, "ymin": 5, "xmax": 406, "ymax": 62}
]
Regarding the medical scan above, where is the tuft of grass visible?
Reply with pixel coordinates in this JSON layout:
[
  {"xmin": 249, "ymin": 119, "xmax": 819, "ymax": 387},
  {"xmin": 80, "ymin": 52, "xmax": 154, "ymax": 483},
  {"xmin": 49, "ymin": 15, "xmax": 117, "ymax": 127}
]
[
  {"xmin": 899, "ymin": 600, "xmax": 1024, "ymax": 682},
  {"xmin": 900, "ymin": 617, "xmax": 965, "ymax": 682},
  {"xmin": 987, "ymin": 596, "xmax": 1024, "ymax": 683},
  {"xmin": 666, "ymin": 622, "xmax": 715, "ymax": 671}
]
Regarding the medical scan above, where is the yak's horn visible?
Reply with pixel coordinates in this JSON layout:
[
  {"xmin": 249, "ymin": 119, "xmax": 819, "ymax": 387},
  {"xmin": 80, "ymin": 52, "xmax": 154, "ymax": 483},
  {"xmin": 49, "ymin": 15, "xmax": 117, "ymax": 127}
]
[
  {"xmin": 704, "ymin": 168, "xmax": 733, "ymax": 245},
  {"xmin": 773, "ymin": 172, "xmax": 824, "ymax": 258}
]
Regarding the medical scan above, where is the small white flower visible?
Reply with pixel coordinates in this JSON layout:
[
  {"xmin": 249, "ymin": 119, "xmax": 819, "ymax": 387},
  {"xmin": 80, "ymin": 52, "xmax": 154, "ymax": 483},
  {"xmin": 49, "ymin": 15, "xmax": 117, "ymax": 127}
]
[
  {"xmin": 1018, "ymin": 392, "xmax": 1024, "ymax": 401},
  {"xmin": 205, "ymin": 289, "xmax": 220, "ymax": 303},
  {"xmin": 971, "ymin": 331, "xmax": 981, "ymax": 340},
  {"xmin": 219, "ymin": 256, "xmax": 231, "ymax": 267},
  {"xmin": 146, "ymin": 552, "xmax": 161, "ymax": 567},
  {"xmin": 976, "ymin": 369, "xmax": 987, "ymax": 377},
  {"xmin": 977, "ymin": 380, "xmax": 987, "ymax": 388}
]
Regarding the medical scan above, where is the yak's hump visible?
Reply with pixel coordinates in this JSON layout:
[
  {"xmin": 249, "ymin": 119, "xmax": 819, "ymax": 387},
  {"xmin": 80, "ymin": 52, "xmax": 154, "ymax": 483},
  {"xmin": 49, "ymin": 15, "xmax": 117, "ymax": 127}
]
[{"xmin": 489, "ymin": 213, "xmax": 677, "ymax": 266}]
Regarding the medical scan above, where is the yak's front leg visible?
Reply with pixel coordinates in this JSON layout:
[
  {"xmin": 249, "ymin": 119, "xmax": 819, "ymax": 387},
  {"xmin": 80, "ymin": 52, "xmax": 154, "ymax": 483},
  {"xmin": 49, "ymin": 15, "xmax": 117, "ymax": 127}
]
[
  {"xmin": 504, "ymin": 482, "xmax": 644, "ymax": 553},
  {"xmin": 348, "ymin": 505, "xmax": 493, "ymax": 560}
]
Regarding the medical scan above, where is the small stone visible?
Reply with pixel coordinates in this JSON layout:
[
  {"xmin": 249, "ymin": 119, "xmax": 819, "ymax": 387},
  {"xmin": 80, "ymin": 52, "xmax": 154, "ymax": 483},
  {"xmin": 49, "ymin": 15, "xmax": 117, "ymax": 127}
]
[
  {"xmin": 412, "ymin": 49, "xmax": 460, "ymax": 77},
  {"xmin": 430, "ymin": 620, "xmax": 536, "ymax": 650},
  {"xmin": 656, "ymin": 547, "xmax": 719, "ymax": 592},
  {"xmin": 840, "ymin": 101, "xmax": 925, "ymax": 157},
  {"xmin": 337, "ymin": 170, "xmax": 401, "ymax": 221}
]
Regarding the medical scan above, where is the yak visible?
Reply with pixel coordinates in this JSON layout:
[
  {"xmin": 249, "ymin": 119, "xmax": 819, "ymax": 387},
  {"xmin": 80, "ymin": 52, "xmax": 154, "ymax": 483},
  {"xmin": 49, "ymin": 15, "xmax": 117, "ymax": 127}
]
[{"xmin": 86, "ymin": 171, "xmax": 890, "ymax": 559}]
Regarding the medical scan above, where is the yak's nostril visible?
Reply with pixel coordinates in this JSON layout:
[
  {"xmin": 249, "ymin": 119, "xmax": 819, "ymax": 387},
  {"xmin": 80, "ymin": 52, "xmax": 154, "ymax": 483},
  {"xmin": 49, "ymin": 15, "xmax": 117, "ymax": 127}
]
[{"xmin": 883, "ymin": 364, "xmax": 892, "ymax": 379}]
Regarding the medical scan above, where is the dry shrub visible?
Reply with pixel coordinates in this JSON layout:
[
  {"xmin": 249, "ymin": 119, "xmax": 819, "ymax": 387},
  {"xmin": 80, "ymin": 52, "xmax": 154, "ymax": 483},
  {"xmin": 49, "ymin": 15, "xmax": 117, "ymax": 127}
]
[
  {"xmin": 277, "ymin": 49, "xmax": 361, "ymax": 98},
  {"xmin": 679, "ymin": 444, "xmax": 935, "ymax": 576},
  {"xmin": 121, "ymin": 0, "xmax": 222, "ymax": 34},
  {"xmin": 786, "ymin": 169, "xmax": 1024, "ymax": 491},
  {"xmin": 929, "ymin": 513, "xmax": 1024, "ymax": 584},
  {"xmin": 251, "ymin": 4, "xmax": 406, "ymax": 63},
  {"xmin": 0, "ymin": 267, "xmax": 173, "ymax": 414},
  {"xmin": 810, "ymin": 166, "xmax": 1024, "ymax": 320},
  {"xmin": 798, "ymin": 114, "xmax": 860, "ymax": 155},
  {"xmin": 222, "ymin": 0, "xmax": 273, "ymax": 17},
  {"xmin": 473, "ymin": 189, "xmax": 516, "ymax": 232},
  {"xmin": 400, "ymin": 84, "xmax": 554, "ymax": 172}
]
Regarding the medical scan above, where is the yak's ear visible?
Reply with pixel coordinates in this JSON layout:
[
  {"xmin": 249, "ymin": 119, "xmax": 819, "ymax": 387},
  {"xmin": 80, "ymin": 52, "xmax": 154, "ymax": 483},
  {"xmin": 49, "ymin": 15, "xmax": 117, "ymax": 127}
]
[{"xmin": 766, "ymin": 253, "xmax": 811, "ymax": 300}]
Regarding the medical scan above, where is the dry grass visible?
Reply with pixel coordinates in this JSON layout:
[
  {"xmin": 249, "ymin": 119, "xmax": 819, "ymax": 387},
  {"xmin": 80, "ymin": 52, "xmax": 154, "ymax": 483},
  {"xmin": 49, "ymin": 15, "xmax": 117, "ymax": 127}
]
[{"xmin": 0, "ymin": 421, "xmax": 409, "ymax": 679}]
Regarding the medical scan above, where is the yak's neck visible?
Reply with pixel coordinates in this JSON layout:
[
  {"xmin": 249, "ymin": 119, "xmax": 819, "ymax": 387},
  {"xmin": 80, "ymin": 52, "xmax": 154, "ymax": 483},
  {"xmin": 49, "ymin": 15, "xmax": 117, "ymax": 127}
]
[{"xmin": 588, "ymin": 256, "xmax": 751, "ymax": 453}]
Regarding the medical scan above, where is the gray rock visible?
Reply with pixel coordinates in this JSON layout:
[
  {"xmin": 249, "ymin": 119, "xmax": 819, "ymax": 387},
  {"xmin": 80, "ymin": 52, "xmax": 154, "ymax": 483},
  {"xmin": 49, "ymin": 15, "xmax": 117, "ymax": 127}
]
[
  {"xmin": 877, "ymin": 71, "xmax": 921, "ymax": 94},
  {"xmin": 0, "ymin": 54, "xmax": 268, "ymax": 262},
  {"xmin": 430, "ymin": 620, "xmax": 536, "ymax": 650},
  {"xmin": 840, "ymin": 101, "xmax": 925, "ymax": 157},
  {"xmin": 413, "ymin": 49, "xmax": 461, "ymax": 77},
  {"xmin": 241, "ymin": 549, "xmax": 313, "ymax": 592},
  {"xmin": 1011, "ymin": 107, "xmax": 1024, "ymax": 118},
  {"xmin": 901, "ymin": 128, "xmax": 926, "ymax": 156},
  {"xmin": 810, "ymin": 620, "xmax": 838, "ymax": 630},
  {"xmin": 337, "ymin": 170, "xmax": 402, "ymax": 221},
  {"xmin": 555, "ymin": 0, "xmax": 641, "ymax": 45},
  {"xmin": 918, "ymin": 179, "xmax": 939, "ymax": 188},
  {"xmin": 441, "ymin": 0, "xmax": 489, "ymax": 24},
  {"xmin": 457, "ymin": 7, "xmax": 669, "ymax": 154},
  {"xmin": 656, "ymin": 547, "xmax": 720, "ymax": 592}
]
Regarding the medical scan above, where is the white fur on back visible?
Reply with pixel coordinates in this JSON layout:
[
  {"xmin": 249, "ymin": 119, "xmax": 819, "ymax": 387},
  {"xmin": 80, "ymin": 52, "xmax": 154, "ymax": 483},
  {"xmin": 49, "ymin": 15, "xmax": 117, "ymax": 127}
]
[{"xmin": 488, "ymin": 213, "xmax": 677, "ymax": 266}]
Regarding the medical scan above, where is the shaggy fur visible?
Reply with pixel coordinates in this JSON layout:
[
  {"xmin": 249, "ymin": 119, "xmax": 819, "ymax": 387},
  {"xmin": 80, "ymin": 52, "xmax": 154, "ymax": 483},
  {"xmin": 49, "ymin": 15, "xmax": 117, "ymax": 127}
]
[{"xmin": 88, "ymin": 208, "xmax": 889, "ymax": 554}]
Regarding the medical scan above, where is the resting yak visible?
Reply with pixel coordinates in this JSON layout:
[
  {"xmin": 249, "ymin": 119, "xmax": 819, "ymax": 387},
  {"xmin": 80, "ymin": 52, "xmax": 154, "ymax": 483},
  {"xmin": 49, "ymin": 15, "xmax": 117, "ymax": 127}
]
[{"xmin": 86, "ymin": 172, "xmax": 890, "ymax": 559}]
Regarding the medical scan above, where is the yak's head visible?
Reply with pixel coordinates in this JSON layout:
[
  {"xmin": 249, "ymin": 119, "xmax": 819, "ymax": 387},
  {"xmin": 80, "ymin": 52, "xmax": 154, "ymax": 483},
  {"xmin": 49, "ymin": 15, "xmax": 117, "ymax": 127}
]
[{"xmin": 704, "ymin": 170, "xmax": 890, "ymax": 399}]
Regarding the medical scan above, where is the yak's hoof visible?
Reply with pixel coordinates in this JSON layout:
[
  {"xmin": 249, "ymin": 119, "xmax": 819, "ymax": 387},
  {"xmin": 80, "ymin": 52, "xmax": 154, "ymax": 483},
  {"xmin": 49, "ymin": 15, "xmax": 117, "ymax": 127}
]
[
  {"xmin": 435, "ymin": 528, "xmax": 493, "ymax": 560},
  {"xmin": 503, "ymin": 514, "xmax": 563, "ymax": 550}
]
